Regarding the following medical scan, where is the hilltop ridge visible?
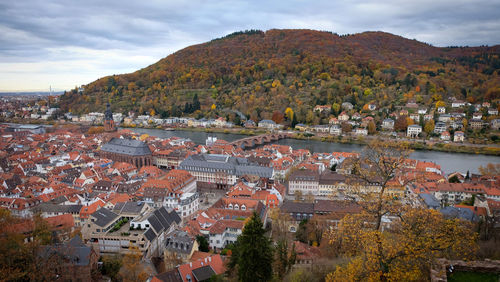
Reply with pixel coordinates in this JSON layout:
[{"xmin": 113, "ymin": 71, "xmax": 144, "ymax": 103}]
[{"xmin": 59, "ymin": 29, "xmax": 500, "ymax": 123}]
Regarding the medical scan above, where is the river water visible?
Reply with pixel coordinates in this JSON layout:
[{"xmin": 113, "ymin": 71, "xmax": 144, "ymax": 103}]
[{"xmin": 128, "ymin": 128, "xmax": 500, "ymax": 174}]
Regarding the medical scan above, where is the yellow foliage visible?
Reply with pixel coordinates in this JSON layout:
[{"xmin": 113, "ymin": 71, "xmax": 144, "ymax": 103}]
[{"xmin": 435, "ymin": 100, "xmax": 446, "ymax": 108}]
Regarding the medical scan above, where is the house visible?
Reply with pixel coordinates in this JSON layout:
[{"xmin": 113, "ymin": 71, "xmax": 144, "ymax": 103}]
[
  {"xmin": 313, "ymin": 105, "xmax": 331, "ymax": 114},
  {"xmin": 418, "ymin": 108, "xmax": 428, "ymax": 114},
  {"xmin": 338, "ymin": 112, "xmax": 349, "ymax": 121},
  {"xmin": 341, "ymin": 102, "xmax": 353, "ymax": 110},
  {"xmin": 438, "ymin": 114, "xmax": 452, "ymax": 123},
  {"xmin": 288, "ymin": 170, "xmax": 320, "ymax": 196},
  {"xmin": 382, "ymin": 119, "xmax": 394, "ymax": 130},
  {"xmin": 469, "ymin": 119, "xmax": 484, "ymax": 130},
  {"xmin": 258, "ymin": 119, "xmax": 281, "ymax": 130},
  {"xmin": 310, "ymin": 125, "xmax": 330, "ymax": 133},
  {"xmin": 434, "ymin": 122, "xmax": 447, "ymax": 134},
  {"xmin": 433, "ymin": 183, "xmax": 486, "ymax": 205},
  {"xmin": 164, "ymin": 230, "xmax": 198, "ymax": 269},
  {"xmin": 329, "ymin": 124, "xmax": 342, "ymax": 135},
  {"xmin": 368, "ymin": 104, "xmax": 377, "ymax": 111},
  {"xmin": 243, "ymin": 119, "xmax": 256, "ymax": 128},
  {"xmin": 423, "ymin": 114, "xmax": 433, "ymax": 121},
  {"xmin": 39, "ymin": 236, "xmax": 99, "ymax": 281},
  {"xmin": 454, "ymin": 131, "xmax": 465, "ymax": 142},
  {"xmin": 354, "ymin": 128, "xmax": 368, "ymax": 136},
  {"xmin": 491, "ymin": 119, "xmax": 500, "ymax": 130},
  {"xmin": 208, "ymin": 220, "xmax": 244, "ymax": 250},
  {"xmin": 177, "ymin": 254, "xmax": 225, "ymax": 282},
  {"xmin": 451, "ymin": 100, "xmax": 465, "ymax": 108},
  {"xmin": 472, "ymin": 112, "xmax": 483, "ymax": 119},
  {"xmin": 351, "ymin": 112, "xmax": 362, "ymax": 120},
  {"xmin": 440, "ymin": 131, "xmax": 450, "ymax": 141},
  {"xmin": 329, "ymin": 117, "xmax": 339, "ymax": 125},
  {"xmin": 410, "ymin": 113, "xmax": 420, "ymax": 123},
  {"xmin": 488, "ymin": 108, "xmax": 499, "ymax": 116},
  {"xmin": 407, "ymin": 125, "xmax": 422, "ymax": 138},
  {"xmin": 295, "ymin": 124, "xmax": 308, "ymax": 131}
]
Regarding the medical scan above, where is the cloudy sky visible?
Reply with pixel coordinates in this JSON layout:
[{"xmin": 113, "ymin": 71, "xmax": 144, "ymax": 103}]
[{"xmin": 1, "ymin": 0, "xmax": 499, "ymax": 92}]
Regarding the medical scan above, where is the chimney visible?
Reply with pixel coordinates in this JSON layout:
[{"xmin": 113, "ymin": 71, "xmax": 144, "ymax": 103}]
[
  {"xmin": 209, "ymin": 256, "xmax": 212, "ymax": 262},
  {"xmin": 189, "ymin": 262, "xmax": 192, "ymax": 268}
]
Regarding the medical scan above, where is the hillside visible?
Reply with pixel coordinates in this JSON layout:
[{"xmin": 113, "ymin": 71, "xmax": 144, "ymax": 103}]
[{"xmin": 59, "ymin": 29, "xmax": 500, "ymax": 124}]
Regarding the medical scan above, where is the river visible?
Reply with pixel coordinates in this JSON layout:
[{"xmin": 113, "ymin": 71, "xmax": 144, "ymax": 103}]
[{"xmin": 128, "ymin": 128, "xmax": 500, "ymax": 174}]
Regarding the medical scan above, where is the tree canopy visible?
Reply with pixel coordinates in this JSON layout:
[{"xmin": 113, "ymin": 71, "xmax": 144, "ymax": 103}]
[{"xmin": 228, "ymin": 212, "xmax": 273, "ymax": 282}]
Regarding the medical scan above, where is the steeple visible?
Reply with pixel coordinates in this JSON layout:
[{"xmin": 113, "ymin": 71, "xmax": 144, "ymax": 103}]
[
  {"xmin": 105, "ymin": 102, "xmax": 113, "ymax": 120},
  {"xmin": 104, "ymin": 102, "xmax": 116, "ymax": 132}
]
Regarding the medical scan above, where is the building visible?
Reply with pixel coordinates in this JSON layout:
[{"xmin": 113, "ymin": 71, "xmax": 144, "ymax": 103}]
[
  {"xmin": 208, "ymin": 220, "xmax": 244, "ymax": 250},
  {"xmin": 179, "ymin": 154, "xmax": 273, "ymax": 189},
  {"xmin": 103, "ymin": 102, "xmax": 117, "ymax": 132},
  {"xmin": 39, "ymin": 235, "xmax": 99, "ymax": 281},
  {"xmin": 313, "ymin": 105, "xmax": 331, "ymax": 114},
  {"xmin": 407, "ymin": 125, "xmax": 422, "ymax": 138},
  {"xmin": 6, "ymin": 124, "xmax": 46, "ymax": 134},
  {"xmin": 164, "ymin": 230, "xmax": 198, "ymax": 269},
  {"xmin": 82, "ymin": 205, "xmax": 181, "ymax": 258},
  {"xmin": 329, "ymin": 124, "xmax": 342, "ymax": 135},
  {"xmin": 100, "ymin": 138, "xmax": 152, "ymax": 168},
  {"xmin": 288, "ymin": 170, "xmax": 320, "ymax": 196},
  {"xmin": 491, "ymin": 119, "xmax": 500, "ymax": 130},
  {"xmin": 440, "ymin": 131, "xmax": 451, "ymax": 141},
  {"xmin": 154, "ymin": 150, "xmax": 190, "ymax": 169},
  {"xmin": 434, "ymin": 122, "xmax": 447, "ymax": 134},
  {"xmin": 382, "ymin": 119, "xmax": 394, "ymax": 130},
  {"xmin": 354, "ymin": 128, "xmax": 368, "ymax": 136},
  {"xmin": 258, "ymin": 119, "xmax": 281, "ymax": 130},
  {"xmin": 454, "ymin": 131, "xmax": 465, "ymax": 142},
  {"xmin": 469, "ymin": 119, "xmax": 484, "ymax": 130}
]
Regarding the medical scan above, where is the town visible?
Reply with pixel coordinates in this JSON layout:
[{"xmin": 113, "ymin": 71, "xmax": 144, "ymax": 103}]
[
  {"xmin": 1, "ymin": 94, "xmax": 499, "ymax": 155},
  {"xmin": 1, "ymin": 99, "xmax": 499, "ymax": 281}
]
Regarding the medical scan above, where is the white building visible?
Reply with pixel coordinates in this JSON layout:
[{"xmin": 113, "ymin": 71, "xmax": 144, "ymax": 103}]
[{"xmin": 407, "ymin": 125, "xmax": 422, "ymax": 138}]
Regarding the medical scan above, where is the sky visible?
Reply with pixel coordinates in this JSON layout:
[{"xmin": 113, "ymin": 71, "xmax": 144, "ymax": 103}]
[{"xmin": 1, "ymin": 0, "xmax": 499, "ymax": 92}]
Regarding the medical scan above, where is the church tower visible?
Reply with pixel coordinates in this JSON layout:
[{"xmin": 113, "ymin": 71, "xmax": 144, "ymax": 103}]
[{"xmin": 104, "ymin": 102, "xmax": 116, "ymax": 132}]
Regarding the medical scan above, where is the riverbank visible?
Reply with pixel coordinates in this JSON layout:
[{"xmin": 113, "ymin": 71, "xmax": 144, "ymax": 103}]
[
  {"xmin": 5, "ymin": 119, "xmax": 499, "ymax": 156},
  {"xmin": 295, "ymin": 133, "xmax": 500, "ymax": 156},
  {"xmin": 155, "ymin": 126, "xmax": 500, "ymax": 156}
]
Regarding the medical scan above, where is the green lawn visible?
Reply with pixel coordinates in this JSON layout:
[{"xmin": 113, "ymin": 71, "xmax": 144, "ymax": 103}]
[{"xmin": 448, "ymin": 271, "xmax": 499, "ymax": 282}]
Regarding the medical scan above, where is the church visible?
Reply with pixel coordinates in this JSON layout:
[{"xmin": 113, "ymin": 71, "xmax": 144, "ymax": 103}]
[{"xmin": 99, "ymin": 138, "xmax": 152, "ymax": 168}]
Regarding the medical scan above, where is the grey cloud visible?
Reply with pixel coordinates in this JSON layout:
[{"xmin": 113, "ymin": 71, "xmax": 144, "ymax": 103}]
[{"xmin": 0, "ymin": 0, "xmax": 498, "ymax": 90}]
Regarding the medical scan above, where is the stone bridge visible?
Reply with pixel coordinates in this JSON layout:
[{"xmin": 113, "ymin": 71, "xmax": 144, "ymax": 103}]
[{"xmin": 229, "ymin": 133, "xmax": 292, "ymax": 150}]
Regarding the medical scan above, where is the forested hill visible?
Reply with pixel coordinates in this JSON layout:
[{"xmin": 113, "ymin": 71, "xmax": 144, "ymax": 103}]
[{"xmin": 59, "ymin": 29, "xmax": 500, "ymax": 123}]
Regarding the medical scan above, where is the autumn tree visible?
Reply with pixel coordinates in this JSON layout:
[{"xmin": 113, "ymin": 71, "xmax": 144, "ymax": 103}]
[
  {"xmin": 228, "ymin": 212, "xmax": 273, "ymax": 282},
  {"xmin": 121, "ymin": 245, "xmax": 148, "ymax": 282},
  {"xmin": 394, "ymin": 116, "xmax": 408, "ymax": 131},
  {"xmin": 326, "ymin": 208, "xmax": 478, "ymax": 281},
  {"xmin": 479, "ymin": 163, "xmax": 500, "ymax": 176},
  {"xmin": 424, "ymin": 119, "xmax": 435, "ymax": 135},
  {"xmin": 326, "ymin": 140, "xmax": 478, "ymax": 281},
  {"xmin": 367, "ymin": 121, "xmax": 377, "ymax": 135},
  {"xmin": 271, "ymin": 110, "xmax": 284, "ymax": 124},
  {"xmin": 285, "ymin": 107, "xmax": 294, "ymax": 121}
]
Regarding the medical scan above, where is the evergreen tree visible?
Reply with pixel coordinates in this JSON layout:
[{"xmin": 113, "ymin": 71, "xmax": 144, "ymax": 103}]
[
  {"xmin": 196, "ymin": 235, "xmax": 209, "ymax": 252},
  {"xmin": 291, "ymin": 113, "xmax": 298, "ymax": 128},
  {"xmin": 192, "ymin": 94, "xmax": 201, "ymax": 111},
  {"xmin": 228, "ymin": 212, "xmax": 273, "ymax": 282}
]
